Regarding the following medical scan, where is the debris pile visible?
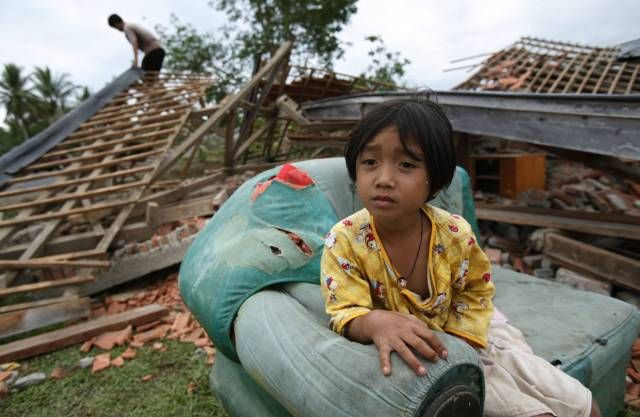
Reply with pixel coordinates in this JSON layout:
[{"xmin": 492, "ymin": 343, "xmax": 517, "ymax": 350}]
[{"xmin": 0, "ymin": 271, "xmax": 215, "ymax": 397}]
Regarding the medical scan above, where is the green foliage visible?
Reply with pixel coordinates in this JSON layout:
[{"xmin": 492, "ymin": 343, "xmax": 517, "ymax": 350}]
[
  {"xmin": 361, "ymin": 35, "xmax": 411, "ymax": 86},
  {"xmin": 213, "ymin": 0, "xmax": 358, "ymax": 65},
  {"xmin": 155, "ymin": 14, "xmax": 245, "ymax": 102},
  {"xmin": 0, "ymin": 63, "xmax": 88, "ymax": 156}
]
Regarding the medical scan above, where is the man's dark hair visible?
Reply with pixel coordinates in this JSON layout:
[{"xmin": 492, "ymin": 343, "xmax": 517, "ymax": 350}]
[
  {"xmin": 108, "ymin": 14, "xmax": 123, "ymax": 28},
  {"xmin": 344, "ymin": 95, "xmax": 456, "ymax": 201}
]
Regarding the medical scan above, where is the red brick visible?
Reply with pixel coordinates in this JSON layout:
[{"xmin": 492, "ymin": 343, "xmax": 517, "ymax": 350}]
[
  {"xmin": 92, "ymin": 353, "xmax": 111, "ymax": 374},
  {"xmin": 111, "ymin": 356, "xmax": 125, "ymax": 368},
  {"xmin": 121, "ymin": 347, "xmax": 137, "ymax": 360},
  {"xmin": 80, "ymin": 339, "xmax": 94, "ymax": 353},
  {"xmin": 50, "ymin": 367, "xmax": 66, "ymax": 380}
]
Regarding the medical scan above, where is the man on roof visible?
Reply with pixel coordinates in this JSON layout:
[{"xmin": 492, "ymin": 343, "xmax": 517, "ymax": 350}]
[{"xmin": 108, "ymin": 14, "xmax": 165, "ymax": 72}]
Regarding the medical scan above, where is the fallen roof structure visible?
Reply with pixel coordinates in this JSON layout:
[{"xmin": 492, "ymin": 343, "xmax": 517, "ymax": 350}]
[{"xmin": 454, "ymin": 36, "xmax": 640, "ymax": 94}]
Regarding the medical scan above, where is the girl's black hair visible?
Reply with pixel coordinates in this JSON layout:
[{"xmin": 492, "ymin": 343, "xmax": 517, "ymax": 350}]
[{"xmin": 344, "ymin": 95, "xmax": 456, "ymax": 201}]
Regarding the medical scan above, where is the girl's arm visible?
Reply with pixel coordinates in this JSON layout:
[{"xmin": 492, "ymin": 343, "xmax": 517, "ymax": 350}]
[{"xmin": 321, "ymin": 227, "xmax": 447, "ymax": 376}]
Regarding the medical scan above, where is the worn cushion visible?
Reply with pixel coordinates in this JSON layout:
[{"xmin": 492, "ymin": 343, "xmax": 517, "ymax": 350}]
[{"xmin": 493, "ymin": 267, "xmax": 640, "ymax": 417}]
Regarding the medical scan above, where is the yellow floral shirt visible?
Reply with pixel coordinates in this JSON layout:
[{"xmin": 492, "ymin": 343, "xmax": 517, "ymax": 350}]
[{"xmin": 320, "ymin": 204, "xmax": 495, "ymax": 348}]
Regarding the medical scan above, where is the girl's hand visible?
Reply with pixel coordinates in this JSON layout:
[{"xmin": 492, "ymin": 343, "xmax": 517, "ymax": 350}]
[{"xmin": 347, "ymin": 310, "xmax": 448, "ymax": 376}]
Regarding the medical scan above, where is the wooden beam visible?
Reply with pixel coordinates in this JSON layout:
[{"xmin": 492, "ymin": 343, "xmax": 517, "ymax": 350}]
[
  {"xmin": 234, "ymin": 119, "xmax": 275, "ymax": 161},
  {"xmin": 0, "ymin": 295, "xmax": 79, "ymax": 314},
  {"xmin": 0, "ymin": 259, "xmax": 109, "ymax": 270},
  {"xmin": 0, "ymin": 275, "xmax": 95, "ymax": 297},
  {"xmin": 475, "ymin": 205, "xmax": 640, "ymax": 240},
  {"xmin": 145, "ymin": 195, "xmax": 216, "ymax": 227},
  {"xmin": 0, "ymin": 304, "xmax": 168, "ymax": 362},
  {"xmin": 542, "ymin": 232, "xmax": 640, "ymax": 292},
  {"xmin": 223, "ymin": 111, "xmax": 237, "ymax": 170},
  {"xmin": 0, "ymin": 298, "xmax": 91, "ymax": 340},
  {"xmin": 276, "ymin": 94, "xmax": 310, "ymax": 126}
]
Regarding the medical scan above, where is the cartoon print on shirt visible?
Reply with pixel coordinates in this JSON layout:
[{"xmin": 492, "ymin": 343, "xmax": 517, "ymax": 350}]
[
  {"xmin": 337, "ymin": 256, "xmax": 355, "ymax": 272},
  {"xmin": 342, "ymin": 219, "xmax": 353, "ymax": 227},
  {"xmin": 355, "ymin": 223, "xmax": 379, "ymax": 251},
  {"xmin": 325, "ymin": 275, "xmax": 338, "ymax": 302},
  {"xmin": 449, "ymin": 224, "xmax": 459, "ymax": 233},
  {"xmin": 451, "ymin": 301, "xmax": 469, "ymax": 320},
  {"xmin": 432, "ymin": 291, "xmax": 447, "ymax": 310},
  {"xmin": 325, "ymin": 231, "xmax": 336, "ymax": 249},
  {"xmin": 433, "ymin": 243, "xmax": 445, "ymax": 255},
  {"xmin": 365, "ymin": 232, "xmax": 378, "ymax": 250},
  {"xmin": 453, "ymin": 259, "xmax": 469, "ymax": 289}
]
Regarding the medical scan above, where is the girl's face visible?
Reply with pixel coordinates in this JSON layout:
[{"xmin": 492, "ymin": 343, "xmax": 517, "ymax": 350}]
[{"xmin": 355, "ymin": 126, "xmax": 430, "ymax": 224}]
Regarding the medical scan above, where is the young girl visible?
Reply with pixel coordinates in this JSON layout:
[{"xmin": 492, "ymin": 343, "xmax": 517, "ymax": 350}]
[{"xmin": 320, "ymin": 97, "xmax": 600, "ymax": 417}]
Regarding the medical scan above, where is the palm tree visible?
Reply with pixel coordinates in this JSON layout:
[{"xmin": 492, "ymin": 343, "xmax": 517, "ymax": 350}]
[
  {"xmin": 0, "ymin": 63, "xmax": 36, "ymax": 140},
  {"xmin": 74, "ymin": 86, "xmax": 92, "ymax": 104},
  {"xmin": 32, "ymin": 66, "xmax": 77, "ymax": 122}
]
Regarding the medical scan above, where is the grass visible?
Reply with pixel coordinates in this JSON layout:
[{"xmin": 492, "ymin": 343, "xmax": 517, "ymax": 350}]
[
  {"xmin": 624, "ymin": 408, "xmax": 640, "ymax": 417},
  {"xmin": 2, "ymin": 339, "xmax": 228, "ymax": 417},
  {"xmin": 3, "ymin": 337, "xmax": 639, "ymax": 417}
]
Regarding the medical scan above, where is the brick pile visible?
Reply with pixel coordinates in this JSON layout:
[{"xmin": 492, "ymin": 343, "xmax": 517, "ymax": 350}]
[
  {"xmin": 84, "ymin": 271, "xmax": 216, "ymax": 374},
  {"xmin": 493, "ymin": 160, "xmax": 640, "ymax": 216}
]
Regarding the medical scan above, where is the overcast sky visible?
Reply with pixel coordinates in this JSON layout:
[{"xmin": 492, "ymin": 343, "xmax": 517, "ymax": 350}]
[{"xmin": 0, "ymin": 0, "xmax": 638, "ymax": 95}]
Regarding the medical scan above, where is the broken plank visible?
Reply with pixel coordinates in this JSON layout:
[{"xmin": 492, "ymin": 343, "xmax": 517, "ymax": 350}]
[
  {"xmin": 145, "ymin": 197, "xmax": 215, "ymax": 227},
  {"xmin": 475, "ymin": 205, "xmax": 640, "ymax": 240},
  {"xmin": 542, "ymin": 232, "xmax": 640, "ymax": 292},
  {"xmin": 0, "ymin": 259, "xmax": 110, "ymax": 270},
  {"xmin": 0, "ymin": 304, "xmax": 168, "ymax": 362},
  {"xmin": 0, "ymin": 275, "xmax": 95, "ymax": 297},
  {"xmin": 0, "ymin": 295, "xmax": 79, "ymax": 314},
  {"xmin": 0, "ymin": 297, "xmax": 91, "ymax": 340}
]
